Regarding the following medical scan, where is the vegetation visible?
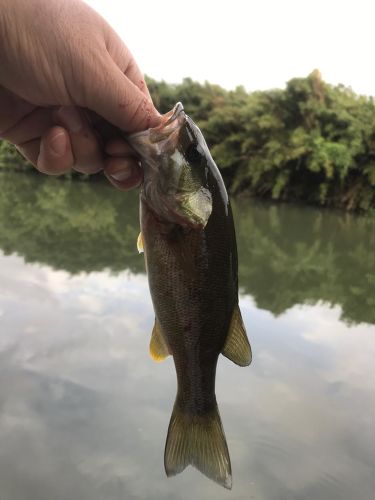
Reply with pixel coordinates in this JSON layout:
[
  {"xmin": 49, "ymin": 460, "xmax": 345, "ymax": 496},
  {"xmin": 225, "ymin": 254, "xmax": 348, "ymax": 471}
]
[
  {"xmin": 147, "ymin": 71, "xmax": 375, "ymax": 211},
  {"xmin": 1, "ymin": 71, "xmax": 375, "ymax": 210},
  {"xmin": 0, "ymin": 140, "xmax": 31, "ymax": 171},
  {"xmin": 0, "ymin": 172, "xmax": 374, "ymax": 325}
]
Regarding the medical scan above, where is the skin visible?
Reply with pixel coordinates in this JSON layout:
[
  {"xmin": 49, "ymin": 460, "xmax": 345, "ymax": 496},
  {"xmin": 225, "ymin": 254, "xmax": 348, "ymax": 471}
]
[
  {"xmin": 139, "ymin": 118, "xmax": 238, "ymax": 416},
  {"xmin": 133, "ymin": 115, "xmax": 242, "ymax": 486},
  {"xmin": 130, "ymin": 110, "xmax": 253, "ymax": 486},
  {"xmin": 142, "ymin": 200, "xmax": 237, "ymax": 414},
  {"xmin": 0, "ymin": 0, "xmax": 161, "ymax": 189}
]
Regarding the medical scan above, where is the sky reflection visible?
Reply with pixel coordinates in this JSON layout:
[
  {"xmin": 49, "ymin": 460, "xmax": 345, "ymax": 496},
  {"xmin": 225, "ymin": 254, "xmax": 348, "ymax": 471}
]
[{"xmin": 1, "ymin": 250, "xmax": 374, "ymax": 500}]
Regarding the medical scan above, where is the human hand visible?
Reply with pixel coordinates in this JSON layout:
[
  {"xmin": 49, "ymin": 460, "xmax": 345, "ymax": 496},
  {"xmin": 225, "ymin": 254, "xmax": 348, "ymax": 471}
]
[{"xmin": 0, "ymin": 0, "xmax": 160, "ymax": 189}]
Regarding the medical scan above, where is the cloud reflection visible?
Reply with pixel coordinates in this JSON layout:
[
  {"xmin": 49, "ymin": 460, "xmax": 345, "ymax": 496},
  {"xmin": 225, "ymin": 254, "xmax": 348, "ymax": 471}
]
[{"xmin": 1, "ymin": 251, "xmax": 375, "ymax": 499}]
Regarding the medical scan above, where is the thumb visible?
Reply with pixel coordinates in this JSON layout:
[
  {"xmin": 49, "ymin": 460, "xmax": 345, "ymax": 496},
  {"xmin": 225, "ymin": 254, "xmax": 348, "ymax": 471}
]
[{"xmin": 82, "ymin": 55, "xmax": 160, "ymax": 133}]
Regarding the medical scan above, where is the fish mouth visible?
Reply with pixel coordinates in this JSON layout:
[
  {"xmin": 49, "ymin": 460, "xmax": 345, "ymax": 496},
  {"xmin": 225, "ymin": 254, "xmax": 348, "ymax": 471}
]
[
  {"xmin": 128, "ymin": 103, "xmax": 185, "ymax": 142},
  {"xmin": 129, "ymin": 103, "xmax": 213, "ymax": 229},
  {"xmin": 164, "ymin": 102, "xmax": 185, "ymax": 126}
]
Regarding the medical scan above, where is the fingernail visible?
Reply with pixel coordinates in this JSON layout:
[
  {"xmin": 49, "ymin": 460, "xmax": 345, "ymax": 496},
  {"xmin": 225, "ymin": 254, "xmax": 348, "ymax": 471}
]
[
  {"xmin": 57, "ymin": 106, "xmax": 83, "ymax": 133},
  {"xmin": 109, "ymin": 168, "xmax": 132, "ymax": 182},
  {"xmin": 49, "ymin": 131, "xmax": 67, "ymax": 157}
]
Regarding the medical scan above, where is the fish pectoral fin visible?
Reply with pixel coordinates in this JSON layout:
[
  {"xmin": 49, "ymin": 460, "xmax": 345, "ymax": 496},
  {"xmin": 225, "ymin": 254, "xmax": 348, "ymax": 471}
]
[
  {"xmin": 137, "ymin": 232, "xmax": 144, "ymax": 254},
  {"xmin": 164, "ymin": 402, "xmax": 232, "ymax": 489},
  {"xmin": 150, "ymin": 318, "xmax": 171, "ymax": 362},
  {"xmin": 222, "ymin": 305, "xmax": 252, "ymax": 367}
]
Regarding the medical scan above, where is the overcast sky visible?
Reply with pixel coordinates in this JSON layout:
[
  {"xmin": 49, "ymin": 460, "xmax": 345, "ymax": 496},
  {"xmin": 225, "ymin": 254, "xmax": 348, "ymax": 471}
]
[{"xmin": 85, "ymin": 0, "xmax": 374, "ymax": 96}]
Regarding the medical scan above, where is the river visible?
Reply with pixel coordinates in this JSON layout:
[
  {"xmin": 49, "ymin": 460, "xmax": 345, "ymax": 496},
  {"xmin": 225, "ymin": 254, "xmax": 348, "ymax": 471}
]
[{"xmin": 0, "ymin": 171, "xmax": 374, "ymax": 500}]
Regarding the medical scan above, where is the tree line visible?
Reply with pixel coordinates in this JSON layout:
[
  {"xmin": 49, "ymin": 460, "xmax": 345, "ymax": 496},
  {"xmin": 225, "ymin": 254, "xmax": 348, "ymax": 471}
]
[{"xmin": 1, "ymin": 70, "xmax": 375, "ymax": 211}]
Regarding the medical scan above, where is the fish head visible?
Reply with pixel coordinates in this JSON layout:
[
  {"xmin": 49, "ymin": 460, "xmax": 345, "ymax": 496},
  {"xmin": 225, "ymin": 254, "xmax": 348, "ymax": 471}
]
[
  {"xmin": 128, "ymin": 103, "xmax": 213, "ymax": 229},
  {"xmin": 156, "ymin": 116, "xmax": 213, "ymax": 228}
]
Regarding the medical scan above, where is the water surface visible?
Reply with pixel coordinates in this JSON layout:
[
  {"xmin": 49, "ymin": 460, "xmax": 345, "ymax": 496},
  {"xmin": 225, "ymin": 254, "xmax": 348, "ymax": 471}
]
[{"xmin": 0, "ymin": 171, "xmax": 374, "ymax": 500}]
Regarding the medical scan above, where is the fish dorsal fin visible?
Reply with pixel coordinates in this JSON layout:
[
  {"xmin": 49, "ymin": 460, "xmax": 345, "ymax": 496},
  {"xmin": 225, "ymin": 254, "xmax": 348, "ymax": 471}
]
[
  {"xmin": 150, "ymin": 319, "xmax": 171, "ymax": 362},
  {"xmin": 222, "ymin": 306, "xmax": 252, "ymax": 367},
  {"xmin": 137, "ymin": 232, "xmax": 144, "ymax": 253}
]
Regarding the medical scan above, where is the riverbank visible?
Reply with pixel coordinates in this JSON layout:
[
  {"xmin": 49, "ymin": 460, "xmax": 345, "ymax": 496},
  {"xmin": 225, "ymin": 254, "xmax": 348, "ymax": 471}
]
[{"xmin": 1, "ymin": 71, "xmax": 374, "ymax": 212}]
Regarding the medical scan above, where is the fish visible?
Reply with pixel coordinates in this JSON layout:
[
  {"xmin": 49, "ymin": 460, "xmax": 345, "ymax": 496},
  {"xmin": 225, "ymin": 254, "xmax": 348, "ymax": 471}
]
[{"xmin": 127, "ymin": 102, "xmax": 251, "ymax": 489}]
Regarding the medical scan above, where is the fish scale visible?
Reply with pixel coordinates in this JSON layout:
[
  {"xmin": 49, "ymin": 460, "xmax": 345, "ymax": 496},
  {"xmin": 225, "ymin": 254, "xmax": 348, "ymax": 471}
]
[{"xmin": 128, "ymin": 102, "xmax": 252, "ymax": 489}]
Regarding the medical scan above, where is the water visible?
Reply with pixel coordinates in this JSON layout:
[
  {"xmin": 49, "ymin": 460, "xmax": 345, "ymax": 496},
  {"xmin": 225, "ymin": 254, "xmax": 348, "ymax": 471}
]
[{"xmin": 0, "ymin": 171, "xmax": 374, "ymax": 500}]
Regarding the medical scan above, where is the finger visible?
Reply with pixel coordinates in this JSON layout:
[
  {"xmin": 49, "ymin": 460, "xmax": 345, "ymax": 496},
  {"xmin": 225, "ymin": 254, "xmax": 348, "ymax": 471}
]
[
  {"xmin": 0, "ymin": 85, "xmax": 35, "ymax": 134},
  {"xmin": 126, "ymin": 60, "xmax": 152, "ymax": 100},
  {"xmin": 1, "ymin": 107, "xmax": 53, "ymax": 144},
  {"xmin": 106, "ymin": 38, "xmax": 152, "ymax": 101},
  {"xmin": 105, "ymin": 137, "xmax": 138, "ymax": 157},
  {"xmin": 82, "ymin": 54, "xmax": 160, "ymax": 134},
  {"xmin": 126, "ymin": 60, "xmax": 152, "ymax": 101},
  {"xmin": 104, "ymin": 156, "xmax": 142, "ymax": 191},
  {"xmin": 54, "ymin": 106, "xmax": 104, "ymax": 174},
  {"xmin": 16, "ymin": 138, "xmax": 42, "ymax": 166},
  {"xmin": 37, "ymin": 126, "xmax": 74, "ymax": 175}
]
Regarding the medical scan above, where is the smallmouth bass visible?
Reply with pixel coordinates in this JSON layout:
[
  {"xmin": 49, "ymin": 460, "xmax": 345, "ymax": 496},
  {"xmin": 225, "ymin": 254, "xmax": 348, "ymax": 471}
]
[{"xmin": 128, "ymin": 103, "xmax": 251, "ymax": 489}]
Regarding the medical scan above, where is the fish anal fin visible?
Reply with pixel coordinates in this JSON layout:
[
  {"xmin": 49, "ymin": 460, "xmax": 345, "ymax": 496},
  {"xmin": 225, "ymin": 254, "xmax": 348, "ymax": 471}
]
[
  {"xmin": 150, "ymin": 319, "xmax": 170, "ymax": 362},
  {"xmin": 164, "ymin": 402, "xmax": 232, "ymax": 489},
  {"xmin": 137, "ymin": 232, "xmax": 144, "ymax": 253},
  {"xmin": 222, "ymin": 305, "xmax": 252, "ymax": 367}
]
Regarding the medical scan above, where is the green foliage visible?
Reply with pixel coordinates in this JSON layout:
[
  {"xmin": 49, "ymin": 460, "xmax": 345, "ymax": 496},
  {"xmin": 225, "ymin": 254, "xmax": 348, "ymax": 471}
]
[
  {"xmin": 0, "ymin": 140, "xmax": 32, "ymax": 170},
  {"xmin": 148, "ymin": 71, "xmax": 375, "ymax": 211},
  {"xmin": 2, "ymin": 71, "xmax": 375, "ymax": 210}
]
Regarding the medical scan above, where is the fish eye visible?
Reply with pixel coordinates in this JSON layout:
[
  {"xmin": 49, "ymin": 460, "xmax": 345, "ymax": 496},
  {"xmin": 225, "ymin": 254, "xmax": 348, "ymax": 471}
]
[{"xmin": 184, "ymin": 144, "xmax": 202, "ymax": 164}]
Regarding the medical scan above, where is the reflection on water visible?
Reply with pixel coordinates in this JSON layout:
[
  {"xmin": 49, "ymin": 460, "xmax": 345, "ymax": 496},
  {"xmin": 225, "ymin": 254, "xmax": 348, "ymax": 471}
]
[
  {"xmin": 0, "ymin": 172, "xmax": 374, "ymax": 324},
  {"xmin": 234, "ymin": 199, "xmax": 375, "ymax": 325},
  {"xmin": 0, "ymin": 171, "xmax": 375, "ymax": 500}
]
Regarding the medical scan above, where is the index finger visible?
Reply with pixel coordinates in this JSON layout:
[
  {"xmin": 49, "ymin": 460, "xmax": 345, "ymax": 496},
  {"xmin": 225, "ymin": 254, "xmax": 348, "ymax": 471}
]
[
  {"xmin": 105, "ymin": 33, "xmax": 152, "ymax": 101},
  {"xmin": 83, "ymin": 54, "xmax": 160, "ymax": 134}
]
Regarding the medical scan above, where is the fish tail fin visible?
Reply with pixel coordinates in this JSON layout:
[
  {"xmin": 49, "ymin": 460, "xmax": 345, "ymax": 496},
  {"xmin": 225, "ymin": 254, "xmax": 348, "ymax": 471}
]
[{"xmin": 164, "ymin": 401, "xmax": 232, "ymax": 489}]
